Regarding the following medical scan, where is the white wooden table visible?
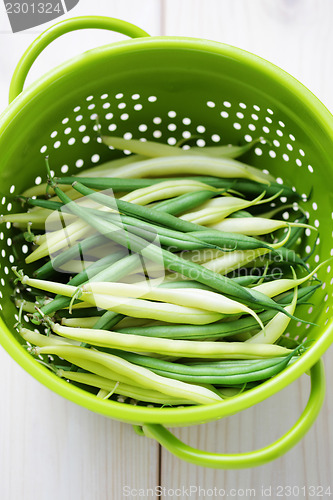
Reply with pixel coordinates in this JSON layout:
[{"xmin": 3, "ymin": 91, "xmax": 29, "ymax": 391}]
[{"xmin": 0, "ymin": 1, "xmax": 332, "ymax": 498}]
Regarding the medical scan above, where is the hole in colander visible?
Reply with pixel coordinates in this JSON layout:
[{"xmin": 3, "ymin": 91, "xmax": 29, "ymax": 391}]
[
  {"xmin": 168, "ymin": 123, "xmax": 177, "ymax": 132},
  {"xmin": 91, "ymin": 154, "xmax": 100, "ymax": 163}
]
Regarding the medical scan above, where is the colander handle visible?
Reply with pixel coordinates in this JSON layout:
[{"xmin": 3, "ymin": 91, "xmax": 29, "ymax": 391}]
[
  {"xmin": 142, "ymin": 360, "xmax": 325, "ymax": 469},
  {"xmin": 8, "ymin": 16, "xmax": 150, "ymax": 102}
]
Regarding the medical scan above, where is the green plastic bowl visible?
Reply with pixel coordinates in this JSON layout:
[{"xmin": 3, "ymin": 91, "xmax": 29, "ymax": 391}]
[{"xmin": 0, "ymin": 16, "xmax": 332, "ymax": 469}]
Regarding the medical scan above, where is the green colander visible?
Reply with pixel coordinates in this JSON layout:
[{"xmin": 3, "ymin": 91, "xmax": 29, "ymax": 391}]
[{"xmin": 0, "ymin": 16, "xmax": 332, "ymax": 469}]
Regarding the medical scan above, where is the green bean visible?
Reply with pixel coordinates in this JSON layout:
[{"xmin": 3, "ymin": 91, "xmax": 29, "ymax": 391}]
[
  {"xmin": 97, "ymin": 348, "xmax": 288, "ymax": 376},
  {"xmin": 154, "ymin": 190, "xmax": 220, "ymax": 215},
  {"xmin": 93, "ymin": 311, "xmax": 124, "ymax": 330},
  {"xmin": 35, "ymin": 234, "xmax": 108, "ymax": 279},
  {"xmin": 83, "ymin": 207, "xmax": 220, "ymax": 252},
  {"xmin": 157, "ymin": 275, "xmax": 267, "ymax": 289},
  {"xmin": 187, "ymin": 230, "xmax": 273, "ymax": 251},
  {"xmin": 55, "ymin": 175, "xmax": 299, "ymax": 199},
  {"xmin": 149, "ymin": 355, "xmax": 295, "ymax": 384},
  {"xmin": 267, "ymin": 246, "xmax": 307, "ymax": 269},
  {"xmin": 35, "ymin": 191, "xmax": 271, "ymax": 255},
  {"xmin": 57, "ymin": 307, "xmax": 105, "ymax": 319},
  {"xmin": 26, "ymin": 180, "xmax": 217, "ymax": 262},
  {"xmin": 228, "ymin": 210, "xmax": 253, "ymax": 218},
  {"xmin": 21, "ymin": 154, "xmax": 145, "ymax": 198},
  {"xmin": 48, "ymin": 181, "xmax": 310, "ymax": 321},
  {"xmin": 71, "ymin": 181, "xmax": 213, "ymax": 233},
  {"xmin": 32, "ymin": 251, "xmax": 135, "ymax": 321},
  {"xmin": 25, "ymin": 198, "xmax": 66, "ymax": 211},
  {"xmin": 72, "ymin": 183, "xmax": 283, "ymax": 252}
]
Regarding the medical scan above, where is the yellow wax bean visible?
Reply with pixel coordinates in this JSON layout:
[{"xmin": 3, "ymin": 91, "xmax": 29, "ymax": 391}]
[
  {"xmin": 25, "ymin": 180, "xmax": 211, "ymax": 263},
  {"xmin": 252, "ymin": 260, "xmax": 329, "ymax": 298},
  {"xmin": 246, "ymin": 288, "xmax": 297, "ymax": 344},
  {"xmin": 180, "ymin": 191, "xmax": 281, "ymax": 225},
  {"xmin": 81, "ymin": 282, "xmax": 264, "ymax": 329},
  {"xmin": 34, "ymin": 344, "xmax": 223, "ymax": 404},
  {"xmin": 58, "ymin": 370, "xmax": 193, "ymax": 405},
  {"xmin": 209, "ymin": 217, "xmax": 314, "ymax": 236},
  {"xmin": 106, "ymin": 155, "xmax": 273, "ymax": 184},
  {"xmin": 50, "ymin": 323, "xmax": 291, "ymax": 359}
]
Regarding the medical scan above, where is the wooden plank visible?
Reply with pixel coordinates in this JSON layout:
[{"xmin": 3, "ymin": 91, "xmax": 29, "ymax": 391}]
[
  {"xmin": 0, "ymin": 1, "xmax": 161, "ymax": 499},
  {"xmin": 161, "ymin": 0, "xmax": 333, "ymax": 489},
  {"xmin": 0, "ymin": 349, "xmax": 159, "ymax": 500},
  {"xmin": 160, "ymin": 363, "xmax": 332, "ymax": 493},
  {"xmin": 163, "ymin": 0, "xmax": 333, "ymax": 109}
]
